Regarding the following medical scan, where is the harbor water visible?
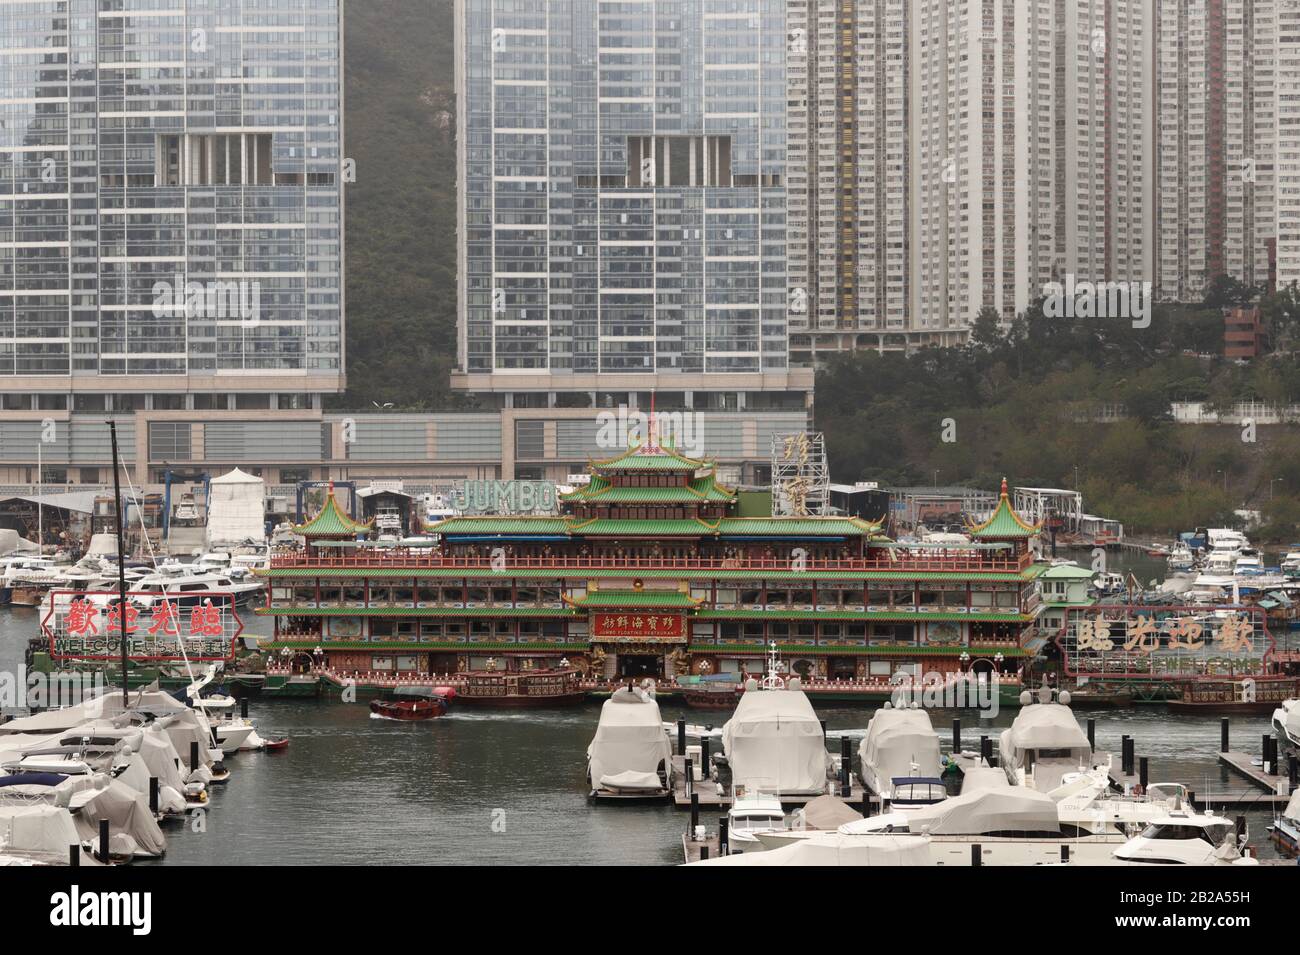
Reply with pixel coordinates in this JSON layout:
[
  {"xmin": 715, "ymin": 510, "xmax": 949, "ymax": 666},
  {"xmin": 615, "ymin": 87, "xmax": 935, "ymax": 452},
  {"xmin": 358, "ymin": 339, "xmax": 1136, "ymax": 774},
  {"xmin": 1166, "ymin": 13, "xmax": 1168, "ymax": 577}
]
[{"xmin": 0, "ymin": 546, "xmax": 1292, "ymax": 865}]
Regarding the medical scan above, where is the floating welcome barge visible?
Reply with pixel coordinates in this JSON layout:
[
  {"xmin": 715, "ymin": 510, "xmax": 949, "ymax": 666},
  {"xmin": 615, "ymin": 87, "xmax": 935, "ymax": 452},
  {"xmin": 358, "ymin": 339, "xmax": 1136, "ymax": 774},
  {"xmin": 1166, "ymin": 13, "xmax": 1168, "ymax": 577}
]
[{"xmin": 255, "ymin": 444, "xmax": 1046, "ymax": 701}]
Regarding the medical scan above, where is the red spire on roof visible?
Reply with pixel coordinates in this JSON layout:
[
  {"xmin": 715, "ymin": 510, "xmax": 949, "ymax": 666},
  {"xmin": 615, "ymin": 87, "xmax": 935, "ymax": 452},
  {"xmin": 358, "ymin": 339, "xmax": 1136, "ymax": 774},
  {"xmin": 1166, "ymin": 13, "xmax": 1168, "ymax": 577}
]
[
  {"xmin": 646, "ymin": 391, "xmax": 659, "ymax": 451},
  {"xmin": 1000, "ymin": 477, "xmax": 1008, "ymax": 498}
]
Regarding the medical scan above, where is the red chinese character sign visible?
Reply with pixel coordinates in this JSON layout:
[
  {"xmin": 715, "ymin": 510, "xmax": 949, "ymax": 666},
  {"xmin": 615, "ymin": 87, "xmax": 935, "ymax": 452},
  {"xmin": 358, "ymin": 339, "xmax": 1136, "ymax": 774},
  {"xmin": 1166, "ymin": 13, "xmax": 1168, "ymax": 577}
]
[
  {"xmin": 590, "ymin": 612, "xmax": 687, "ymax": 642},
  {"xmin": 1055, "ymin": 605, "xmax": 1272, "ymax": 680},
  {"xmin": 43, "ymin": 591, "xmax": 242, "ymax": 661}
]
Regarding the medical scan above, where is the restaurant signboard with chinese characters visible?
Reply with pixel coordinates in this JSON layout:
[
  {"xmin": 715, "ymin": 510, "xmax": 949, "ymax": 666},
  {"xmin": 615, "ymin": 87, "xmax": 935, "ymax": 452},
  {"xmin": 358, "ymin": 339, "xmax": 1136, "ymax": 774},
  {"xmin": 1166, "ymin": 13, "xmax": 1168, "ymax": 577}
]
[
  {"xmin": 590, "ymin": 611, "xmax": 687, "ymax": 642},
  {"xmin": 1055, "ymin": 605, "xmax": 1272, "ymax": 679},
  {"xmin": 42, "ymin": 591, "xmax": 242, "ymax": 662}
]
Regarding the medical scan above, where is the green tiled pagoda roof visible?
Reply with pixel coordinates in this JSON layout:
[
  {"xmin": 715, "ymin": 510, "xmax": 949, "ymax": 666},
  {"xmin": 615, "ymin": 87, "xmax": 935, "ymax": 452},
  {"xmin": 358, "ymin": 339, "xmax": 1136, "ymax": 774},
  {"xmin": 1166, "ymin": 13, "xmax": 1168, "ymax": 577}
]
[
  {"xmin": 426, "ymin": 517, "xmax": 573, "ymax": 535},
  {"xmin": 589, "ymin": 444, "xmax": 709, "ymax": 472},
  {"xmin": 715, "ymin": 517, "xmax": 882, "ymax": 536},
  {"xmin": 686, "ymin": 644, "xmax": 1031, "ymax": 657},
  {"xmin": 258, "ymin": 567, "xmax": 1042, "ymax": 583},
  {"xmin": 967, "ymin": 480, "xmax": 1041, "ymax": 539},
  {"xmin": 294, "ymin": 489, "xmax": 374, "ymax": 537},
  {"xmin": 568, "ymin": 589, "xmax": 702, "ymax": 608},
  {"xmin": 560, "ymin": 474, "xmax": 736, "ymax": 503},
  {"xmin": 426, "ymin": 514, "xmax": 882, "ymax": 538}
]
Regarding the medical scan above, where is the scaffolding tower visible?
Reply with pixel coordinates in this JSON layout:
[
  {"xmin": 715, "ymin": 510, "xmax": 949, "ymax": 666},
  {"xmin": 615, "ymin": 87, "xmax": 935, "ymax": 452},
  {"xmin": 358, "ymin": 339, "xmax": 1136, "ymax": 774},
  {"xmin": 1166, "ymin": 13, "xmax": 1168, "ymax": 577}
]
[{"xmin": 770, "ymin": 432, "xmax": 831, "ymax": 517}]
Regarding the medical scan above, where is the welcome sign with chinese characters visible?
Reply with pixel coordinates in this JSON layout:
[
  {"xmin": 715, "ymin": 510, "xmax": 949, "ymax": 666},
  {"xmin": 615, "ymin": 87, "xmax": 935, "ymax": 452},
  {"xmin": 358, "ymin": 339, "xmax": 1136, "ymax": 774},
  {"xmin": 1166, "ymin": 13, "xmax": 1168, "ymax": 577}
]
[
  {"xmin": 1056, "ymin": 605, "xmax": 1272, "ymax": 679},
  {"xmin": 590, "ymin": 612, "xmax": 686, "ymax": 642},
  {"xmin": 42, "ymin": 591, "xmax": 242, "ymax": 662}
]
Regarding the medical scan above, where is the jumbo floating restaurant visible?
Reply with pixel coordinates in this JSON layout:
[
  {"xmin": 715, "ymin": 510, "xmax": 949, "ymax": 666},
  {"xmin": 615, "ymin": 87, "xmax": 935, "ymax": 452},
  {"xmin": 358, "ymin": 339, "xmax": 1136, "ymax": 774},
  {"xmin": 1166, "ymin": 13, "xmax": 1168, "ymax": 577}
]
[{"xmin": 256, "ymin": 441, "xmax": 1045, "ymax": 698}]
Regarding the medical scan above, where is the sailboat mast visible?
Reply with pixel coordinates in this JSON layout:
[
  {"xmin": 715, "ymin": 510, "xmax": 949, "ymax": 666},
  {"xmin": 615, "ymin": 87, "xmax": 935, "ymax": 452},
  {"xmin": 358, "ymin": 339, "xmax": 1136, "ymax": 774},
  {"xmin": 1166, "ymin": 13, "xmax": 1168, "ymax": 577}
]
[
  {"xmin": 109, "ymin": 419, "xmax": 129, "ymax": 706},
  {"xmin": 36, "ymin": 440, "xmax": 42, "ymax": 555}
]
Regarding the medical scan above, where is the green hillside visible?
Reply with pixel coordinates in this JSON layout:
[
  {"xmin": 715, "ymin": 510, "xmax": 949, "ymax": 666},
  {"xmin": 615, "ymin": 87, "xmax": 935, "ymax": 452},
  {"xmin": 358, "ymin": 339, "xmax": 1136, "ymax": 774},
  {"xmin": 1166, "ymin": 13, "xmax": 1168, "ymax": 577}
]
[{"xmin": 339, "ymin": 0, "xmax": 462, "ymax": 409}]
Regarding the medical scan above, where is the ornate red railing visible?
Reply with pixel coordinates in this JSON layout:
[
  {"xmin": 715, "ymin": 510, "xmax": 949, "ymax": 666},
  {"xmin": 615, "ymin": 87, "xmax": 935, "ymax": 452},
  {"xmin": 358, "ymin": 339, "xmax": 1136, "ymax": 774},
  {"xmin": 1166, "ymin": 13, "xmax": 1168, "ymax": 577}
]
[{"xmin": 268, "ymin": 551, "xmax": 1032, "ymax": 574}]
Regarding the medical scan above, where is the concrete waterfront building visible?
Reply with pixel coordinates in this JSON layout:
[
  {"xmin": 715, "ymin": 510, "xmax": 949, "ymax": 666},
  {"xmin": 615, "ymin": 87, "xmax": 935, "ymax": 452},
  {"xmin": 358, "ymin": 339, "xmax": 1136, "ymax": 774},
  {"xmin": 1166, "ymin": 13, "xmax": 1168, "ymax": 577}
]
[
  {"xmin": 1156, "ymin": 0, "xmax": 1277, "ymax": 301},
  {"xmin": 0, "ymin": 0, "xmax": 345, "ymax": 480},
  {"xmin": 451, "ymin": 0, "xmax": 814, "ymax": 430}
]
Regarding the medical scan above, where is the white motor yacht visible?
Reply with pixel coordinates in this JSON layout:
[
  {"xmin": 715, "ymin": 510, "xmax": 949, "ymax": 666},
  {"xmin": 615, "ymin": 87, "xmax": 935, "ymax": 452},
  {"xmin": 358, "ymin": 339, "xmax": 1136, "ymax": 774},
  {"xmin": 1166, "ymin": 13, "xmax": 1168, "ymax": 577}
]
[
  {"xmin": 1272, "ymin": 698, "xmax": 1300, "ymax": 749},
  {"xmin": 758, "ymin": 780, "xmax": 1212, "ymax": 865},
  {"xmin": 586, "ymin": 684, "xmax": 673, "ymax": 799},
  {"xmin": 999, "ymin": 692, "xmax": 1094, "ymax": 791},
  {"xmin": 857, "ymin": 703, "xmax": 944, "ymax": 805},
  {"xmin": 1282, "ymin": 550, "xmax": 1300, "ymax": 580},
  {"xmin": 194, "ymin": 552, "xmax": 232, "ymax": 573},
  {"xmin": 1112, "ymin": 811, "xmax": 1257, "ymax": 866},
  {"xmin": 1166, "ymin": 541, "xmax": 1195, "ymax": 571},
  {"xmin": 725, "ymin": 792, "xmax": 788, "ymax": 853},
  {"xmin": 1269, "ymin": 790, "xmax": 1299, "ymax": 852},
  {"xmin": 131, "ymin": 568, "xmax": 264, "ymax": 607},
  {"xmin": 1233, "ymin": 551, "xmax": 1264, "ymax": 577},
  {"xmin": 1203, "ymin": 549, "xmax": 1239, "ymax": 575},
  {"xmin": 230, "ymin": 553, "xmax": 270, "ymax": 574},
  {"xmin": 182, "ymin": 667, "xmax": 258, "ymax": 755}
]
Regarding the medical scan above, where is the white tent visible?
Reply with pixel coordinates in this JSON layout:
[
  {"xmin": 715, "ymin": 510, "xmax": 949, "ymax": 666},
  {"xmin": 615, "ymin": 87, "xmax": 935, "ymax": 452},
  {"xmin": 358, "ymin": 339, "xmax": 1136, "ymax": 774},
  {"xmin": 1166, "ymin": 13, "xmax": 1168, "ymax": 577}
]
[
  {"xmin": 587, "ymin": 687, "xmax": 672, "ymax": 793},
  {"xmin": 894, "ymin": 786, "xmax": 1060, "ymax": 836},
  {"xmin": 689, "ymin": 832, "xmax": 930, "ymax": 867},
  {"xmin": 206, "ymin": 468, "xmax": 266, "ymax": 549},
  {"xmin": 721, "ymin": 689, "xmax": 829, "ymax": 795},
  {"xmin": 858, "ymin": 706, "xmax": 942, "ymax": 797},
  {"xmin": 998, "ymin": 702, "xmax": 1092, "ymax": 790}
]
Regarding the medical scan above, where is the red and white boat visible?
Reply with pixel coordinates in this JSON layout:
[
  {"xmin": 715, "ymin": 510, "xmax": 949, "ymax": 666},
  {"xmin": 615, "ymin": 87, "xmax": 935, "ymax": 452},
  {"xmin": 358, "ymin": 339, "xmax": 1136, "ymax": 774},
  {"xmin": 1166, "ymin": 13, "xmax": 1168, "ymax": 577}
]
[{"xmin": 369, "ymin": 685, "xmax": 454, "ymax": 720}]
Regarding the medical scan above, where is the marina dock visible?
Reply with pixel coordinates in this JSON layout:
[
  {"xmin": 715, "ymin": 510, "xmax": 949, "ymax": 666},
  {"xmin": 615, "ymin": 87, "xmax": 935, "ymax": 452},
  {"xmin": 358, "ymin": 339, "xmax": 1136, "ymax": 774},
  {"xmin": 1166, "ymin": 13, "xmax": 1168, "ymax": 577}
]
[
  {"xmin": 1213, "ymin": 751, "xmax": 1295, "ymax": 809},
  {"xmin": 670, "ymin": 754, "xmax": 876, "ymax": 810}
]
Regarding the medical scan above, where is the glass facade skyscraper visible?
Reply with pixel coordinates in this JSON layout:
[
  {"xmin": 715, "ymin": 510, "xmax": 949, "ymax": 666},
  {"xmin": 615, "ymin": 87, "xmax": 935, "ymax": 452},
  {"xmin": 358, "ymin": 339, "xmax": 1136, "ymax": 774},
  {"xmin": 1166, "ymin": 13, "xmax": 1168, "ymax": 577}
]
[
  {"xmin": 454, "ymin": 0, "xmax": 804, "ymax": 398},
  {"xmin": 0, "ymin": 0, "xmax": 344, "ymax": 397}
]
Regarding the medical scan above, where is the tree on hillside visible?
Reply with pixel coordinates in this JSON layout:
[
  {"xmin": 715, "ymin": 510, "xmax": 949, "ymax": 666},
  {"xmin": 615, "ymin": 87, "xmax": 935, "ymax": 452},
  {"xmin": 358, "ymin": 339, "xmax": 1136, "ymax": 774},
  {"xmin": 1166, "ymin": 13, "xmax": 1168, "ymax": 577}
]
[{"xmin": 1202, "ymin": 274, "xmax": 1259, "ymax": 310}]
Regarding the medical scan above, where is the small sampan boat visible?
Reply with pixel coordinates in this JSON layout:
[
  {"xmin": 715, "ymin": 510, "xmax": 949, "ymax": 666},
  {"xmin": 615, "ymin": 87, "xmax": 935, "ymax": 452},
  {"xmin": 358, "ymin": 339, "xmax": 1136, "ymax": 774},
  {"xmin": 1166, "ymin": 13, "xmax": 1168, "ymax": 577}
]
[{"xmin": 369, "ymin": 685, "xmax": 453, "ymax": 721}]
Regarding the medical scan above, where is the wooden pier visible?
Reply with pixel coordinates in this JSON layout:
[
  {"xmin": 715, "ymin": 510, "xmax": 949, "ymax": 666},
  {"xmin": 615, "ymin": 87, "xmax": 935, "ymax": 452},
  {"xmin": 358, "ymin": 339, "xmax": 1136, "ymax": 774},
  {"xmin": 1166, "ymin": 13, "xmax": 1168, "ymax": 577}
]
[
  {"xmin": 1210, "ymin": 751, "xmax": 1294, "ymax": 809},
  {"xmin": 682, "ymin": 831, "xmax": 720, "ymax": 863}
]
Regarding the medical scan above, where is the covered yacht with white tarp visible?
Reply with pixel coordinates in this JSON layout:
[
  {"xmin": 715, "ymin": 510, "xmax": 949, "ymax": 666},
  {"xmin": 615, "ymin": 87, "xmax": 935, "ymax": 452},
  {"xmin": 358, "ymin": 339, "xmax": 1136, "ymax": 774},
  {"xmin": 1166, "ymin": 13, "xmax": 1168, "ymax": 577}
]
[
  {"xmin": 586, "ymin": 684, "xmax": 673, "ymax": 798},
  {"xmin": 687, "ymin": 832, "xmax": 930, "ymax": 867},
  {"xmin": 857, "ymin": 704, "xmax": 943, "ymax": 803},
  {"xmin": 998, "ymin": 693, "xmax": 1093, "ymax": 790},
  {"xmin": 721, "ymin": 680, "xmax": 831, "ymax": 796}
]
